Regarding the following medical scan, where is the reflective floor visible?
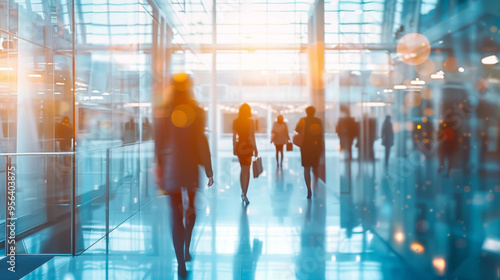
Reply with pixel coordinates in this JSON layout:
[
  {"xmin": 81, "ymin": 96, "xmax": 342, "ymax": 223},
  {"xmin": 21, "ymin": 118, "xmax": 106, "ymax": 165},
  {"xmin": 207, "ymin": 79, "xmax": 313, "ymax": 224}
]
[{"xmin": 24, "ymin": 152, "xmax": 419, "ymax": 280}]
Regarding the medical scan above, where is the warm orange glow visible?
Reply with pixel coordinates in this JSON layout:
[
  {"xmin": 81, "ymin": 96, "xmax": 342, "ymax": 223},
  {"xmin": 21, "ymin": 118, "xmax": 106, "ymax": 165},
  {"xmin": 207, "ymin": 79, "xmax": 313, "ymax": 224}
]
[
  {"xmin": 410, "ymin": 242, "xmax": 425, "ymax": 253},
  {"xmin": 397, "ymin": 33, "xmax": 431, "ymax": 65},
  {"xmin": 433, "ymin": 257, "xmax": 446, "ymax": 275},
  {"xmin": 443, "ymin": 57, "xmax": 458, "ymax": 71},
  {"xmin": 172, "ymin": 104, "xmax": 196, "ymax": 128},
  {"xmin": 308, "ymin": 41, "xmax": 325, "ymax": 89},
  {"xmin": 415, "ymin": 59, "xmax": 435, "ymax": 76},
  {"xmin": 394, "ymin": 232, "xmax": 405, "ymax": 243},
  {"xmin": 405, "ymin": 92, "xmax": 422, "ymax": 108},
  {"xmin": 425, "ymin": 107, "xmax": 434, "ymax": 117},
  {"xmin": 369, "ymin": 71, "xmax": 390, "ymax": 87}
]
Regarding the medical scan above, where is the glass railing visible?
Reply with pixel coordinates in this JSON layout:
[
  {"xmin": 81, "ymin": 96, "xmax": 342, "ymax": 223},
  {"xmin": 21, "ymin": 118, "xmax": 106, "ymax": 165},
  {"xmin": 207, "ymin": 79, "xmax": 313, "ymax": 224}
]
[
  {"xmin": 75, "ymin": 141, "xmax": 155, "ymax": 255},
  {"xmin": 0, "ymin": 152, "xmax": 74, "ymax": 255},
  {"xmin": 0, "ymin": 141, "xmax": 156, "ymax": 256}
]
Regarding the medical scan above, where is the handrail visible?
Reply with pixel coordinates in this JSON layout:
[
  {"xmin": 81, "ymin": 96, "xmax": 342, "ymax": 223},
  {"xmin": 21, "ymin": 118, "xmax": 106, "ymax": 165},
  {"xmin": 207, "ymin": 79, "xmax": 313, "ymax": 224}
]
[
  {"xmin": 76, "ymin": 140, "xmax": 154, "ymax": 153},
  {"xmin": 0, "ymin": 152, "xmax": 75, "ymax": 156},
  {"xmin": 0, "ymin": 140, "xmax": 155, "ymax": 157}
]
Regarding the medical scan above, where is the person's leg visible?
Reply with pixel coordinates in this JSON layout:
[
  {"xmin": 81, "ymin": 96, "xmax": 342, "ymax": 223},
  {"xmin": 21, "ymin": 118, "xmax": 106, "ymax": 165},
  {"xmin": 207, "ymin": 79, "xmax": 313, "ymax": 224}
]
[
  {"xmin": 445, "ymin": 152, "xmax": 452, "ymax": 177},
  {"xmin": 167, "ymin": 192, "xmax": 187, "ymax": 276},
  {"xmin": 438, "ymin": 148, "xmax": 444, "ymax": 173},
  {"xmin": 385, "ymin": 146, "xmax": 390, "ymax": 166},
  {"xmin": 241, "ymin": 165, "xmax": 251, "ymax": 202},
  {"xmin": 184, "ymin": 190, "xmax": 197, "ymax": 261},
  {"xmin": 277, "ymin": 145, "xmax": 284, "ymax": 166},
  {"xmin": 304, "ymin": 166, "xmax": 312, "ymax": 198},
  {"xmin": 275, "ymin": 145, "xmax": 279, "ymax": 166}
]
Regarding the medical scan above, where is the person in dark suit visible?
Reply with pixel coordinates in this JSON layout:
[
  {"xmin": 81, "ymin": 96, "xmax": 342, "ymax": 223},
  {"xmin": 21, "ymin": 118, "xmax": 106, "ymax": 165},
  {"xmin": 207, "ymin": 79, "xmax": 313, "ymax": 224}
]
[
  {"xmin": 437, "ymin": 120, "xmax": 458, "ymax": 177},
  {"xmin": 233, "ymin": 103, "xmax": 258, "ymax": 204},
  {"xmin": 154, "ymin": 73, "xmax": 214, "ymax": 279},
  {"xmin": 336, "ymin": 109, "xmax": 358, "ymax": 161},
  {"xmin": 295, "ymin": 106, "xmax": 324, "ymax": 199},
  {"xmin": 381, "ymin": 115, "xmax": 394, "ymax": 166}
]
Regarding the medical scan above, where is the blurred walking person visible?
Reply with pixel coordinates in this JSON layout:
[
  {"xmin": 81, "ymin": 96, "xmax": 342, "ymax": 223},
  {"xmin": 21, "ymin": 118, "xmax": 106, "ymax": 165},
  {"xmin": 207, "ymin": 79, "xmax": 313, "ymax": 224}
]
[
  {"xmin": 295, "ymin": 106, "xmax": 324, "ymax": 199},
  {"xmin": 336, "ymin": 107, "xmax": 357, "ymax": 161},
  {"xmin": 233, "ymin": 103, "xmax": 258, "ymax": 204},
  {"xmin": 437, "ymin": 120, "xmax": 458, "ymax": 177},
  {"xmin": 154, "ymin": 73, "xmax": 214, "ymax": 279},
  {"xmin": 381, "ymin": 115, "xmax": 394, "ymax": 166},
  {"xmin": 271, "ymin": 115, "xmax": 290, "ymax": 168}
]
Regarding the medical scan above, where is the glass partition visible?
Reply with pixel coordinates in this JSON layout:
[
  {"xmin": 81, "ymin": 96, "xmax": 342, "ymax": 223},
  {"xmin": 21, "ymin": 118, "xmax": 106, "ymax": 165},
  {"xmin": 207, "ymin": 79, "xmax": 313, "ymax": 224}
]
[{"xmin": 0, "ymin": 154, "xmax": 74, "ymax": 255}]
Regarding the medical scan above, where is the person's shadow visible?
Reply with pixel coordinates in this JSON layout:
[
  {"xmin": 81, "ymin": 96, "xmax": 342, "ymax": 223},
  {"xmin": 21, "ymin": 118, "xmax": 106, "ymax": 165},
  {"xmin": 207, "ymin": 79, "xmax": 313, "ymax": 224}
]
[
  {"xmin": 295, "ymin": 181, "xmax": 326, "ymax": 280},
  {"xmin": 233, "ymin": 205, "xmax": 263, "ymax": 280},
  {"xmin": 270, "ymin": 169, "xmax": 293, "ymax": 224}
]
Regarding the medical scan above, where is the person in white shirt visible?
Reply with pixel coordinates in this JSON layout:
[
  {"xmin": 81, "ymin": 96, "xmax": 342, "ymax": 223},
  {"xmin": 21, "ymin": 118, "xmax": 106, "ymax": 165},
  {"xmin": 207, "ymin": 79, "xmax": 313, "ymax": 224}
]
[{"xmin": 271, "ymin": 115, "xmax": 290, "ymax": 168}]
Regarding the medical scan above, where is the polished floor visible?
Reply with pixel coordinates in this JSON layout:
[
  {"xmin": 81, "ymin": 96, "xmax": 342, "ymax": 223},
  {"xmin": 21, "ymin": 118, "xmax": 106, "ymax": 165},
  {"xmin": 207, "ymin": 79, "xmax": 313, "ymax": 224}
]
[{"xmin": 22, "ymin": 151, "xmax": 421, "ymax": 280}]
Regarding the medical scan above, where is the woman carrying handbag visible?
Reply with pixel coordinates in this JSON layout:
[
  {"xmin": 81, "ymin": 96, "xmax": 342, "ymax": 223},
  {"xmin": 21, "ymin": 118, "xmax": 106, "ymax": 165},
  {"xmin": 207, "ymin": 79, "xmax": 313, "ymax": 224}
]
[
  {"xmin": 271, "ymin": 115, "xmax": 291, "ymax": 168},
  {"xmin": 295, "ymin": 106, "xmax": 323, "ymax": 199},
  {"xmin": 233, "ymin": 103, "xmax": 258, "ymax": 204}
]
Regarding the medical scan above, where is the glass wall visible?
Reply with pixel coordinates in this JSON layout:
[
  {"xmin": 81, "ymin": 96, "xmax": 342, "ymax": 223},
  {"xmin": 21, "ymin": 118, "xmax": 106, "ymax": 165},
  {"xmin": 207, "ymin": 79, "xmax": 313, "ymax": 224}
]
[
  {"xmin": 0, "ymin": 0, "xmax": 167, "ymax": 255},
  {"xmin": 0, "ymin": 0, "xmax": 75, "ymax": 254}
]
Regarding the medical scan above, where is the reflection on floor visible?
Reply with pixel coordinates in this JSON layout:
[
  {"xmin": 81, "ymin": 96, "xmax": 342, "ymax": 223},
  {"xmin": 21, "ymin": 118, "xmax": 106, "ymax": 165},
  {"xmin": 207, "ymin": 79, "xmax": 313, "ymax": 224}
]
[{"xmin": 26, "ymin": 153, "xmax": 419, "ymax": 279}]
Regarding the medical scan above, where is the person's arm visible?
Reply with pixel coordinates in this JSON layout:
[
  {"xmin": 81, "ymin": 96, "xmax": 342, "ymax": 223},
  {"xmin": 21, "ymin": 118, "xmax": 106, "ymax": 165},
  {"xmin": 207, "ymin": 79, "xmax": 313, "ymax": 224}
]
[
  {"xmin": 285, "ymin": 123, "xmax": 291, "ymax": 141},
  {"xmin": 295, "ymin": 119, "xmax": 302, "ymax": 133},
  {"xmin": 320, "ymin": 119, "xmax": 325, "ymax": 153},
  {"xmin": 270, "ymin": 123, "xmax": 275, "ymax": 143},
  {"xmin": 250, "ymin": 120, "xmax": 258, "ymax": 157},
  {"xmin": 197, "ymin": 112, "xmax": 214, "ymax": 186}
]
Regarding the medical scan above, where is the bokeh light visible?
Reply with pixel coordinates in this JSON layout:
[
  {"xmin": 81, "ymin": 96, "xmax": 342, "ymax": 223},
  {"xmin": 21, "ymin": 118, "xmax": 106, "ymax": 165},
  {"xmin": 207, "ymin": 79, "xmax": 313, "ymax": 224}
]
[
  {"xmin": 405, "ymin": 92, "xmax": 422, "ymax": 108},
  {"xmin": 397, "ymin": 33, "xmax": 431, "ymax": 65},
  {"xmin": 415, "ymin": 58, "xmax": 435, "ymax": 76},
  {"xmin": 432, "ymin": 258, "xmax": 446, "ymax": 275},
  {"xmin": 410, "ymin": 242, "xmax": 425, "ymax": 254},
  {"xmin": 443, "ymin": 57, "xmax": 458, "ymax": 71}
]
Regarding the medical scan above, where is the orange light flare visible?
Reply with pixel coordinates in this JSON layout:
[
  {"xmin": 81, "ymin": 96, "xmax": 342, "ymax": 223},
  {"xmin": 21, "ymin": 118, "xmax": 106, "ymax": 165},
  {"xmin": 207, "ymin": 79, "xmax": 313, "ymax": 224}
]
[
  {"xmin": 432, "ymin": 257, "xmax": 446, "ymax": 275},
  {"xmin": 415, "ymin": 58, "xmax": 435, "ymax": 76},
  {"xmin": 410, "ymin": 242, "xmax": 425, "ymax": 254},
  {"xmin": 397, "ymin": 33, "xmax": 431, "ymax": 65},
  {"xmin": 308, "ymin": 41, "xmax": 325, "ymax": 89},
  {"xmin": 394, "ymin": 232, "xmax": 405, "ymax": 243},
  {"xmin": 443, "ymin": 57, "xmax": 458, "ymax": 72}
]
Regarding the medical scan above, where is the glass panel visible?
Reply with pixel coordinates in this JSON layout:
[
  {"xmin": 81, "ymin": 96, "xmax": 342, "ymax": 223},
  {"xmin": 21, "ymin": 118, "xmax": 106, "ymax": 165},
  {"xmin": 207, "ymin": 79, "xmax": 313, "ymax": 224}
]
[{"xmin": 0, "ymin": 154, "xmax": 73, "ymax": 254}]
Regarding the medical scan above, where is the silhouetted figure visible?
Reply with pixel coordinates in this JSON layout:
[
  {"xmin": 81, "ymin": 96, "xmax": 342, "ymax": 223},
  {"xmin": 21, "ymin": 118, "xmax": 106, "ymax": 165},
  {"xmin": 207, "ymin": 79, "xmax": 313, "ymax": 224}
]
[
  {"xmin": 142, "ymin": 117, "xmax": 152, "ymax": 141},
  {"xmin": 55, "ymin": 116, "xmax": 72, "ymax": 151},
  {"xmin": 54, "ymin": 116, "xmax": 73, "ymax": 202},
  {"xmin": 123, "ymin": 117, "xmax": 136, "ymax": 143},
  {"xmin": 233, "ymin": 103, "xmax": 258, "ymax": 204},
  {"xmin": 437, "ymin": 121, "xmax": 458, "ymax": 177},
  {"xmin": 336, "ymin": 110, "xmax": 358, "ymax": 160},
  {"xmin": 381, "ymin": 115, "xmax": 394, "ymax": 166},
  {"xmin": 154, "ymin": 73, "xmax": 214, "ymax": 279},
  {"xmin": 271, "ymin": 115, "xmax": 290, "ymax": 168},
  {"xmin": 357, "ymin": 115, "xmax": 376, "ymax": 161},
  {"xmin": 295, "ymin": 106, "xmax": 323, "ymax": 199}
]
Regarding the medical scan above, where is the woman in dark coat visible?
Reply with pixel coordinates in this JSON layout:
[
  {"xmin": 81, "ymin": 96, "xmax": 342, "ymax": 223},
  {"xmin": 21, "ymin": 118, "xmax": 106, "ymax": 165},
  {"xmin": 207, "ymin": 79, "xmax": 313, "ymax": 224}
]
[
  {"xmin": 233, "ymin": 103, "xmax": 258, "ymax": 204},
  {"xmin": 154, "ymin": 73, "xmax": 214, "ymax": 279},
  {"xmin": 295, "ymin": 106, "xmax": 324, "ymax": 199},
  {"xmin": 381, "ymin": 115, "xmax": 394, "ymax": 166}
]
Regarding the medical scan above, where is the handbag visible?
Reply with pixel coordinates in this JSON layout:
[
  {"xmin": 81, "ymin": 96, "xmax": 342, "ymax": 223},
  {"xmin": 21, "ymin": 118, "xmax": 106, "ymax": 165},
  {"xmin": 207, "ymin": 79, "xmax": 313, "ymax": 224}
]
[
  {"xmin": 286, "ymin": 141, "xmax": 293, "ymax": 151},
  {"xmin": 252, "ymin": 157, "xmax": 263, "ymax": 178},
  {"xmin": 293, "ymin": 119, "xmax": 306, "ymax": 147}
]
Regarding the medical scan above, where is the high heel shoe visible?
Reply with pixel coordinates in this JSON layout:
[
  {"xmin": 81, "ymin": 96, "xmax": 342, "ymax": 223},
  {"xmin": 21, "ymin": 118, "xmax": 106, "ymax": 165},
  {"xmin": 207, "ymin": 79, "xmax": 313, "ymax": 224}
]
[
  {"xmin": 241, "ymin": 193, "xmax": 250, "ymax": 204},
  {"xmin": 178, "ymin": 264, "xmax": 187, "ymax": 279}
]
